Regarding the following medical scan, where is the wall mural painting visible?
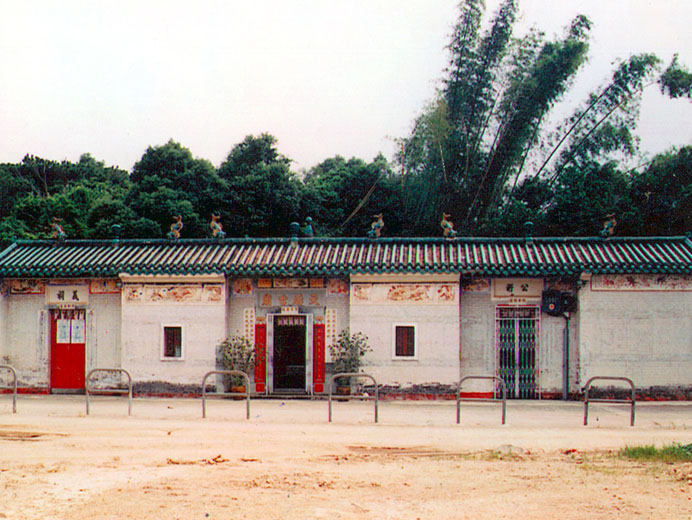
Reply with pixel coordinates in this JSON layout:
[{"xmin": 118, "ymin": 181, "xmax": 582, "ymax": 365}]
[
  {"xmin": 124, "ymin": 285, "xmax": 144, "ymax": 302},
  {"xmin": 591, "ymin": 274, "xmax": 692, "ymax": 291},
  {"xmin": 232, "ymin": 278, "xmax": 253, "ymax": 295},
  {"xmin": 203, "ymin": 284, "xmax": 224, "ymax": 303},
  {"xmin": 387, "ymin": 284, "xmax": 432, "ymax": 302},
  {"xmin": 545, "ymin": 279, "xmax": 574, "ymax": 292},
  {"xmin": 437, "ymin": 284, "xmax": 456, "ymax": 302},
  {"xmin": 9, "ymin": 279, "xmax": 45, "ymax": 294},
  {"xmin": 462, "ymin": 278, "xmax": 490, "ymax": 293},
  {"xmin": 147, "ymin": 285, "xmax": 201, "ymax": 303},
  {"xmin": 327, "ymin": 279, "xmax": 349, "ymax": 295},
  {"xmin": 124, "ymin": 284, "xmax": 225, "ymax": 304},
  {"xmin": 89, "ymin": 279, "xmax": 120, "ymax": 294},
  {"xmin": 273, "ymin": 278, "xmax": 308, "ymax": 289},
  {"xmin": 351, "ymin": 284, "xmax": 372, "ymax": 302},
  {"xmin": 351, "ymin": 283, "xmax": 457, "ymax": 305}
]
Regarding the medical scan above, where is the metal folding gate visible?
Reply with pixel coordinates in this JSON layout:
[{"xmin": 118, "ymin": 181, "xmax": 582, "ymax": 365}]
[{"xmin": 496, "ymin": 306, "xmax": 540, "ymax": 399}]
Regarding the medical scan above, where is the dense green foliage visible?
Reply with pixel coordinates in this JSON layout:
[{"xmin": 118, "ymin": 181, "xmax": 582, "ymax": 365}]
[
  {"xmin": 0, "ymin": 1, "xmax": 690, "ymax": 245},
  {"xmin": 398, "ymin": 0, "xmax": 692, "ymax": 237}
]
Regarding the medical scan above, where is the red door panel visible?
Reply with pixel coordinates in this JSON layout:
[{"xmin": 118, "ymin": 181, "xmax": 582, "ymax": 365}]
[
  {"xmin": 50, "ymin": 310, "xmax": 86, "ymax": 390},
  {"xmin": 313, "ymin": 324, "xmax": 325, "ymax": 393},
  {"xmin": 254, "ymin": 323, "xmax": 267, "ymax": 394}
]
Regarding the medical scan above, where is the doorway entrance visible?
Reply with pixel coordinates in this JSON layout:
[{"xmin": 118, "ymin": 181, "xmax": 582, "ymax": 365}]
[
  {"xmin": 496, "ymin": 306, "xmax": 540, "ymax": 399},
  {"xmin": 50, "ymin": 309, "xmax": 86, "ymax": 391},
  {"xmin": 272, "ymin": 315, "xmax": 307, "ymax": 391}
]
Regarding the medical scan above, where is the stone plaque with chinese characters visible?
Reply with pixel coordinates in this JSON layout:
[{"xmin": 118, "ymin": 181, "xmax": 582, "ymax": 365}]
[
  {"xmin": 492, "ymin": 278, "xmax": 543, "ymax": 301},
  {"xmin": 46, "ymin": 285, "xmax": 89, "ymax": 306},
  {"xmin": 257, "ymin": 290, "xmax": 324, "ymax": 308}
]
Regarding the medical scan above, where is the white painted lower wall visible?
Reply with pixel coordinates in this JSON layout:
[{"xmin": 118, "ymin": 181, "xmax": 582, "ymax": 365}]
[
  {"xmin": 578, "ymin": 275, "xmax": 692, "ymax": 390},
  {"xmin": 0, "ymin": 293, "xmax": 47, "ymax": 386},
  {"xmin": 0, "ymin": 282, "xmax": 122, "ymax": 388},
  {"xmin": 349, "ymin": 280, "xmax": 460, "ymax": 388},
  {"xmin": 120, "ymin": 281, "xmax": 226, "ymax": 386},
  {"xmin": 460, "ymin": 283, "xmax": 579, "ymax": 396}
]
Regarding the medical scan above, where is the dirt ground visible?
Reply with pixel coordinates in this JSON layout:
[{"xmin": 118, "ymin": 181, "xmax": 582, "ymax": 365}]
[{"xmin": 0, "ymin": 396, "xmax": 691, "ymax": 519}]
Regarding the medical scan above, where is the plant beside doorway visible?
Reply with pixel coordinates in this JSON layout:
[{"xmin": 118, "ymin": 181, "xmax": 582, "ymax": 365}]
[
  {"xmin": 329, "ymin": 330, "xmax": 371, "ymax": 393},
  {"xmin": 217, "ymin": 334, "xmax": 255, "ymax": 392}
]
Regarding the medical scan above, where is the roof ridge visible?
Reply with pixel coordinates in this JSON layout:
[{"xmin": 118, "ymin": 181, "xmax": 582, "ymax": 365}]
[{"xmin": 10, "ymin": 235, "xmax": 692, "ymax": 247}]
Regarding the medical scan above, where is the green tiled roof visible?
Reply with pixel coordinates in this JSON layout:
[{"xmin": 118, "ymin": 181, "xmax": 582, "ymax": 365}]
[{"xmin": 0, "ymin": 236, "xmax": 691, "ymax": 278}]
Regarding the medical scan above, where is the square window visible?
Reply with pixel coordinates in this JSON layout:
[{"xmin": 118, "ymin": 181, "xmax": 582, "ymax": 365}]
[
  {"xmin": 163, "ymin": 326, "xmax": 182, "ymax": 359},
  {"xmin": 394, "ymin": 325, "xmax": 416, "ymax": 358}
]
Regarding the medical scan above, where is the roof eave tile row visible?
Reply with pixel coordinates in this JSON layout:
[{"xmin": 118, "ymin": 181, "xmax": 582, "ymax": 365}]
[{"xmin": 0, "ymin": 236, "xmax": 690, "ymax": 278}]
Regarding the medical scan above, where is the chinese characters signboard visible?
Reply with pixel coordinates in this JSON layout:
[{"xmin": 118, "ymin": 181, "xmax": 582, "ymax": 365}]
[
  {"xmin": 492, "ymin": 278, "xmax": 543, "ymax": 302},
  {"xmin": 46, "ymin": 285, "xmax": 89, "ymax": 307}
]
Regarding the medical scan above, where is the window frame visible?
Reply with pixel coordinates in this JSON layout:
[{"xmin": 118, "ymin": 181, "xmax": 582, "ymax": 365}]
[
  {"xmin": 392, "ymin": 323, "xmax": 417, "ymax": 360},
  {"xmin": 161, "ymin": 324, "xmax": 184, "ymax": 361}
]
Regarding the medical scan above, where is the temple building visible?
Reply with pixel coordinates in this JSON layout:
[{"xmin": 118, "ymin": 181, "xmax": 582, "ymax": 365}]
[{"xmin": 0, "ymin": 234, "xmax": 691, "ymax": 399}]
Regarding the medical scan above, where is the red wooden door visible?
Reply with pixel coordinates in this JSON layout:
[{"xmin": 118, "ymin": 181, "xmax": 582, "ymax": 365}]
[{"xmin": 50, "ymin": 310, "xmax": 86, "ymax": 390}]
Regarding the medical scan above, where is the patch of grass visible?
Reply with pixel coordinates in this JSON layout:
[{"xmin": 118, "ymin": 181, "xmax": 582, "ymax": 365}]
[{"xmin": 619, "ymin": 443, "xmax": 692, "ymax": 463}]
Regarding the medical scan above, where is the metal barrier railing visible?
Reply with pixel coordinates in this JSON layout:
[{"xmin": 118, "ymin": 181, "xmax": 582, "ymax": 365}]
[
  {"xmin": 583, "ymin": 376, "xmax": 635, "ymax": 426},
  {"xmin": 202, "ymin": 370, "xmax": 250, "ymax": 419},
  {"xmin": 86, "ymin": 368, "xmax": 133, "ymax": 416},
  {"xmin": 0, "ymin": 365, "xmax": 17, "ymax": 414},
  {"xmin": 327, "ymin": 373, "xmax": 378, "ymax": 423},
  {"xmin": 456, "ymin": 375, "xmax": 507, "ymax": 425}
]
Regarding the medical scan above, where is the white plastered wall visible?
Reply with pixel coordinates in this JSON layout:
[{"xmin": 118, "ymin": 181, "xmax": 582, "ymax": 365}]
[
  {"xmin": 349, "ymin": 275, "xmax": 460, "ymax": 387},
  {"xmin": 578, "ymin": 274, "xmax": 692, "ymax": 388},
  {"xmin": 0, "ymin": 280, "xmax": 122, "ymax": 388},
  {"xmin": 460, "ymin": 279, "xmax": 579, "ymax": 396},
  {"xmin": 120, "ymin": 277, "xmax": 226, "ymax": 385},
  {"xmin": 0, "ymin": 292, "xmax": 46, "ymax": 386}
]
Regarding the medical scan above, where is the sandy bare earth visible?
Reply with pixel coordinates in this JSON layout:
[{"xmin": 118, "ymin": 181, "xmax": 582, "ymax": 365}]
[{"xmin": 0, "ymin": 396, "xmax": 691, "ymax": 519}]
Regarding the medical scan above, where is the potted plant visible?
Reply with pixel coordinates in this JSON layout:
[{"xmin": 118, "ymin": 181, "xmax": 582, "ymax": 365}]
[
  {"xmin": 329, "ymin": 329, "xmax": 372, "ymax": 395},
  {"xmin": 217, "ymin": 334, "xmax": 255, "ymax": 394}
]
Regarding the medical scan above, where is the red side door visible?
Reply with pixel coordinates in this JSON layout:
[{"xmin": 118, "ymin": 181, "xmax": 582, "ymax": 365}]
[{"xmin": 50, "ymin": 309, "xmax": 86, "ymax": 390}]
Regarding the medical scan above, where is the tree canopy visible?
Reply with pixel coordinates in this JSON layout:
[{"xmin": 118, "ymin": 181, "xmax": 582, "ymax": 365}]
[{"xmin": 397, "ymin": 0, "xmax": 692, "ymax": 237}]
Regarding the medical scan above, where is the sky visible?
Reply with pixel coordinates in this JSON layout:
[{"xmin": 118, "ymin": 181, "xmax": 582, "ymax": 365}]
[{"xmin": 1, "ymin": 0, "xmax": 691, "ymax": 173}]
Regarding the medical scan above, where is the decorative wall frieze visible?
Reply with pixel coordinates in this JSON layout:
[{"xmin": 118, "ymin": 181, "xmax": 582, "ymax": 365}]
[
  {"xmin": 123, "ymin": 283, "xmax": 225, "ymax": 304},
  {"xmin": 8, "ymin": 279, "xmax": 45, "ymax": 294},
  {"xmin": 591, "ymin": 274, "xmax": 692, "ymax": 291},
  {"xmin": 350, "ymin": 283, "xmax": 458, "ymax": 305}
]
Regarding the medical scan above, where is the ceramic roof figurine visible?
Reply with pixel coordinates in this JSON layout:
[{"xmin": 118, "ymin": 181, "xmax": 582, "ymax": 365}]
[
  {"xmin": 210, "ymin": 214, "xmax": 226, "ymax": 239},
  {"xmin": 600, "ymin": 214, "xmax": 617, "ymax": 238},
  {"xmin": 301, "ymin": 217, "xmax": 314, "ymax": 237},
  {"xmin": 167, "ymin": 215, "xmax": 183, "ymax": 239},
  {"xmin": 50, "ymin": 218, "xmax": 66, "ymax": 240},
  {"xmin": 367, "ymin": 214, "xmax": 384, "ymax": 238},
  {"xmin": 441, "ymin": 213, "xmax": 457, "ymax": 238}
]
